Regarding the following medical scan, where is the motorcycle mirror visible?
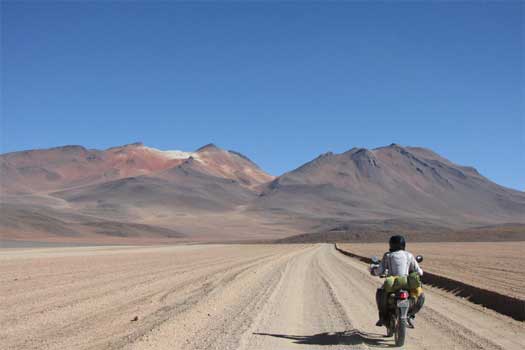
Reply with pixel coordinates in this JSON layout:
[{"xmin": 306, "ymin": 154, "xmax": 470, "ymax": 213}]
[
  {"xmin": 371, "ymin": 256, "xmax": 379, "ymax": 264},
  {"xmin": 416, "ymin": 255, "xmax": 423, "ymax": 263}
]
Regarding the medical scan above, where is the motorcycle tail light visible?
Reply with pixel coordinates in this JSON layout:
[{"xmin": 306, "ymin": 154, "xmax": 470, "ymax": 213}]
[{"xmin": 399, "ymin": 291, "xmax": 409, "ymax": 300}]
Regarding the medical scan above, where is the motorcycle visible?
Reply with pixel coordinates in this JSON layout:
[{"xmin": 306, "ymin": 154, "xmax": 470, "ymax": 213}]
[{"xmin": 370, "ymin": 254, "xmax": 424, "ymax": 347}]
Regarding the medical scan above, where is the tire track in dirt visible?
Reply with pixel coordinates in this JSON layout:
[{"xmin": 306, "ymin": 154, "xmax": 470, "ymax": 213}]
[{"xmin": 2, "ymin": 244, "xmax": 524, "ymax": 350}]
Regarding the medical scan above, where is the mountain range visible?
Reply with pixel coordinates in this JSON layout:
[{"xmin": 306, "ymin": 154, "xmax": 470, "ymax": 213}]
[{"xmin": 1, "ymin": 142, "xmax": 524, "ymax": 243}]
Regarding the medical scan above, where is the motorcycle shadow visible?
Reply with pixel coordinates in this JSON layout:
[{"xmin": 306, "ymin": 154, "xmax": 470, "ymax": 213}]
[{"xmin": 253, "ymin": 329, "xmax": 394, "ymax": 347}]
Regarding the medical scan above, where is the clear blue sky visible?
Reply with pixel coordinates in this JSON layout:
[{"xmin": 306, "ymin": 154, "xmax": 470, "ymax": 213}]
[{"xmin": 1, "ymin": 1, "xmax": 524, "ymax": 190}]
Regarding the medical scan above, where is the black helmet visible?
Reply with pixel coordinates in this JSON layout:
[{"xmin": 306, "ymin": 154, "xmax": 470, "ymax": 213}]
[{"xmin": 389, "ymin": 235, "xmax": 406, "ymax": 252}]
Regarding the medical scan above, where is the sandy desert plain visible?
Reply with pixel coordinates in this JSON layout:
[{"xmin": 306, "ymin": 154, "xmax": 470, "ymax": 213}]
[
  {"xmin": 339, "ymin": 242, "xmax": 525, "ymax": 300},
  {"xmin": 1, "ymin": 242, "xmax": 524, "ymax": 350}
]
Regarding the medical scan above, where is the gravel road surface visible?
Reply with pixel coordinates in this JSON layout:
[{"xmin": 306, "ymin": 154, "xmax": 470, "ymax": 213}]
[{"xmin": 1, "ymin": 244, "xmax": 523, "ymax": 350}]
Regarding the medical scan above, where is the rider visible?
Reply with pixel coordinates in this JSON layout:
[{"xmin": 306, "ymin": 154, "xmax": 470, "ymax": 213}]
[{"xmin": 371, "ymin": 235, "xmax": 424, "ymax": 327}]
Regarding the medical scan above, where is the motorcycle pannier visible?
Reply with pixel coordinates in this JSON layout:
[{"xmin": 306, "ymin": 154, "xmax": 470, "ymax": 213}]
[
  {"xmin": 384, "ymin": 276, "xmax": 408, "ymax": 292},
  {"xmin": 393, "ymin": 275, "xmax": 408, "ymax": 290},
  {"xmin": 383, "ymin": 274, "xmax": 421, "ymax": 292},
  {"xmin": 408, "ymin": 272, "xmax": 422, "ymax": 289}
]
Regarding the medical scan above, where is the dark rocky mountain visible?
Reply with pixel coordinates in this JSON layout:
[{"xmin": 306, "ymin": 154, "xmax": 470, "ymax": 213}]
[{"xmin": 252, "ymin": 144, "xmax": 525, "ymax": 232}]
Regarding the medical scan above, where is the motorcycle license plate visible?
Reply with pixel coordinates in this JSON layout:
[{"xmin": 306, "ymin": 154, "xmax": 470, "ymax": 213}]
[{"xmin": 397, "ymin": 299, "xmax": 410, "ymax": 308}]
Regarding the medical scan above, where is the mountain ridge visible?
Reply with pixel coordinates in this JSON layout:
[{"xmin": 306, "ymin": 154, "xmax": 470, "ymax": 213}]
[
  {"xmin": 0, "ymin": 142, "xmax": 274, "ymax": 194},
  {"xmin": 253, "ymin": 143, "xmax": 524, "ymax": 230},
  {"xmin": 1, "ymin": 142, "xmax": 523, "ymax": 243}
]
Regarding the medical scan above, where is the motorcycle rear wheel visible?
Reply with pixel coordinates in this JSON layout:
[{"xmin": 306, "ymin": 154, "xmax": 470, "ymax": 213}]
[{"xmin": 395, "ymin": 314, "xmax": 406, "ymax": 346}]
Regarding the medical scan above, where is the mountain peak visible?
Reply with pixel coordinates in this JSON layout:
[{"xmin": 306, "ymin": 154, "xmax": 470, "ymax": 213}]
[
  {"xmin": 49, "ymin": 145, "xmax": 88, "ymax": 153},
  {"xmin": 106, "ymin": 142, "xmax": 144, "ymax": 151},
  {"xmin": 196, "ymin": 143, "xmax": 221, "ymax": 152},
  {"xmin": 373, "ymin": 143, "xmax": 412, "ymax": 156},
  {"xmin": 343, "ymin": 147, "xmax": 359, "ymax": 154},
  {"xmin": 386, "ymin": 143, "xmax": 404, "ymax": 150}
]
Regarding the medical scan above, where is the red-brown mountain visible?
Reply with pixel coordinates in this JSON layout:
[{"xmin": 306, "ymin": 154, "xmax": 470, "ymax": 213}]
[
  {"xmin": 0, "ymin": 142, "xmax": 272, "ymax": 194},
  {"xmin": 0, "ymin": 143, "xmax": 277, "ymax": 243},
  {"xmin": 1, "ymin": 143, "xmax": 524, "ymax": 243}
]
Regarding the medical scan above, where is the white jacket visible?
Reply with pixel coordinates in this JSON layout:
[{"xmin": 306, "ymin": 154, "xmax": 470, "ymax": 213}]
[{"xmin": 374, "ymin": 250, "xmax": 423, "ymax": 277}]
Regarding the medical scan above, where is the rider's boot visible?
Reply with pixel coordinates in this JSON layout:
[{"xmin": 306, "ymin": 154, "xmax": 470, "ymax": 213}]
[
  {"xmin": 375, "ymin": 312, "xmax": 384, "ymax": 327},
  {"xmin": 407, "ymin": 314, "xmax": 415, "ymax": 329}
]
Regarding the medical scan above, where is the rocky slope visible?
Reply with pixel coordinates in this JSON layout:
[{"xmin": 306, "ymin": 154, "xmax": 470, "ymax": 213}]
[
  {"xmin": 253, "ymin": 144, "xmax": 525, "ymax": 231},
  {"xmin": 1, "ymin": 143, "xmax": 524, "ymax": 243},
  {"xmin": 0, "ymin": 142, "xmax": 273, "ymax": 194},
  {"xmin": 0, "ymin": 143, "xmax": 278, "ymax": 242}
]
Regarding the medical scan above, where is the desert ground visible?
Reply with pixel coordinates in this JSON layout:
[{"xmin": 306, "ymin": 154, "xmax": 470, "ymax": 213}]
[
  {"xmin": 339, "ymin": 242, "xmax": 525, "ymax": 300},
  {"xmin": 1, "ymin": 244, "xmax": 524, "ymax": 350}
]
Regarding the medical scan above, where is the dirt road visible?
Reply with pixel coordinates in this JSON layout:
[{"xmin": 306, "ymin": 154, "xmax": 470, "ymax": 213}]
[{"xmin": 1, "ymin": 244, "xmax": 523, "ymax": 350}]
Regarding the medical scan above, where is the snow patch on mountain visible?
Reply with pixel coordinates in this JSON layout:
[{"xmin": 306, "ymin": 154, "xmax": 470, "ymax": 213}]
[{"xmin": 143, "ymin": 146, "xmax": 200, "ymax": 160}]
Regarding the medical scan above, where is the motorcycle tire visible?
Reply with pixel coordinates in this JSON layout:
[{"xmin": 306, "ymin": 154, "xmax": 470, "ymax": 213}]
[{"xmin": 395, "ymin": 313, "xmax": 406, "ymax": 346}]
